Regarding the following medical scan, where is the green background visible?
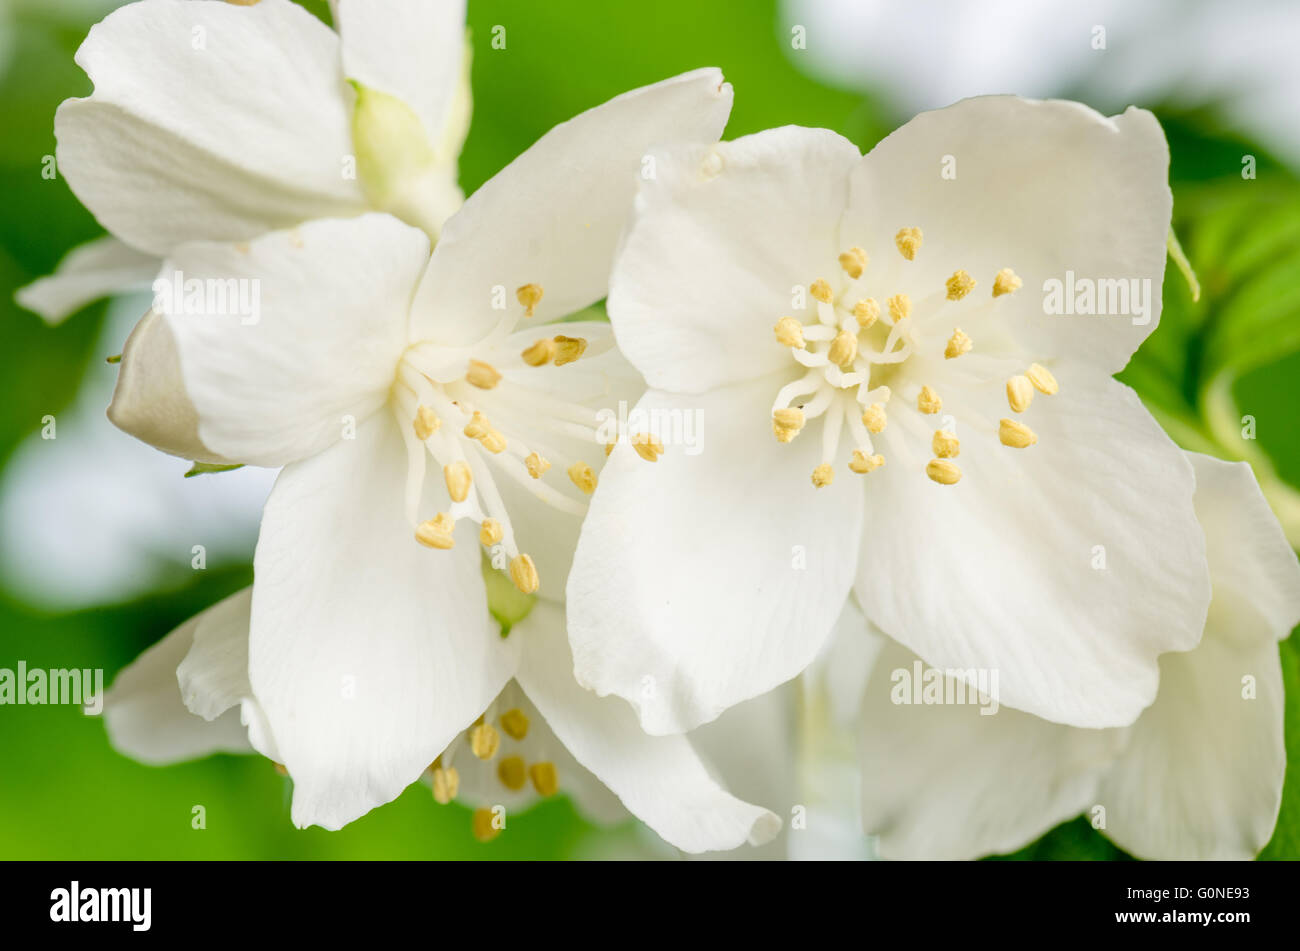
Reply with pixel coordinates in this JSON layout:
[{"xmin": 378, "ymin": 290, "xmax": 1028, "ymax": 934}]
[{"xmin": 1, "ymin": 0, "xmax": 1297, "ymax": 860}]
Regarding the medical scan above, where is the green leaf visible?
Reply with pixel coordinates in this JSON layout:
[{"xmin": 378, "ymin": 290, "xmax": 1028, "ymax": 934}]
[{"xmin": 183, "ymin": 462, "xmax": 244, "ymax": 478}]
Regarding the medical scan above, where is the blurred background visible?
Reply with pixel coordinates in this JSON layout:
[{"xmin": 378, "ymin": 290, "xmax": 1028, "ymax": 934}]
[{"xmin": 1, "ymin": 0, "xmax": 1297, "ymax": 859}]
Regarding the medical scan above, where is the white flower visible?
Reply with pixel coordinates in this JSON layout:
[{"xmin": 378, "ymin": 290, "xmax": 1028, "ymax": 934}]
[
  {"xmin": 569, "ymin": 96, "xmax": 1211, "ymax": 734},
  {"xmin": 19, "ymin": 0, "xmax": 471, "ymax": 323},
  {"xmin": 105, "ymin": 70, "xmax": 757, "ymax": 842},
  {"xmin": 841, "ymin": 453, "xmax": 1300, "ymax": 860}
]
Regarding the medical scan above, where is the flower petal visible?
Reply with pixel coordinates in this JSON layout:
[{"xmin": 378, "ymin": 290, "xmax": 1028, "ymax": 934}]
[
  {"xmin": 250, "ymin": 414, "xmax": 517, "ymax": 830},
  {"xmin": 15, "ymin": 236, "xmax": 158, "ymax": 325},
  {"xmin": 841, "ymin": 96, "xmax": 1171, "ymax": 374},
  {"xmin": 608, "ymin": 126, "xmax": 861, "ymax": 393},
  {"xmin": 514, "ymin": 600, "xmax": 780, "ymax": 853},
  {"xmin": 176, "ymin": 587, "xmax": 253, "ymax": 721},
  {"xmin": 410, "ymin": 68, "xmax": 733, "ymax": 345},
  {"xmin": 855, "ymin": 374, "xmax": 1210, "ymax": 728},
  {"xmin": 109, "ymin": 215, "xmax": 429, "ymax": 467},
  {"xmin": 568, "ymin": 374, "xmax": 865, "ymax": 734},
  {"xmin": 55, "ymin": 0, "xmax": 366, "ymax": 256}
]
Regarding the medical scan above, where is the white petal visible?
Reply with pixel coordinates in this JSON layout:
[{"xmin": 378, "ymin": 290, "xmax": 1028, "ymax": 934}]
[
  {"xmin": 855, "ymin": 375, "xmax": 1210, "ymax": 728},
  {"xmin": 841, "ymin": 96, "xmax": 1171, "ymax": 374},
  {"xmin": 410, "ymin": 68, "xmax": 733, "ymax": 345},
  {"xmin": 176, "ymin": 587, "xmax": 253, "ymax": 721},
  {"xmin": 250, "ymin": 414, "xmax": 517, "ymax": 830},
  {"xmin": 567, "ymin": 374, "xmax": 865, "ymax": 733},
  {"xmin": 608, "ymin": 126, "xmax": 861, "ymax": 393},
  {"xmin": 104, "ymin": 600, "xmax": 253, "ymax": 765},
  {"xmin": 55, "ymin": 0, "xmax": 366, "ymax": 256},
  {"xmin": 514, "ymin": 600, "xmax": 780, "ymax": 853},
  {"xmin": 858, "ymin": 634, "xmax": 1125, "ymax": 860},
  {"xmin": 109, "ymin": 215, "xmax": 429, "ymax": 467},
  {"xmin": 15, "ymin": 236, "xmax": 158, "ymax": 325}
]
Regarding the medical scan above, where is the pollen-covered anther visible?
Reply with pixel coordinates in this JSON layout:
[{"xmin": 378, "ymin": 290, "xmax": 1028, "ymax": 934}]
[
  {"xmin": 828, "ymin": 330, "xmax": 859, "ymax": 367},
  {"xmin": 774, "ymin": 316, "xmax": 807, "ymax": 349},
  {"xmin": 466, "ymin": 359, "xmax": 502, "ymax": 389},
  {"xmin": 1006, "ymin": 375, "xmax": 1034, "ymax": 413},
  {"xmin": 604, "ymin": 441, "xmax": 616, "ymax": 457},
  {"xmin": 553, "ymin": 335, "xmax": 587, "ymax": 366},
  {"xmin": 944, "ymin": 328, "xmax": 973, "ymax": 359},
  {"xmin": 810, "ymin": 279, "xmax": 834, "ymax": 304},
  {"xmin": 464, "ymin": 412, "xmax": 506, "ymax": 452},
  {"xmin": 945, "ymin": 270, "xmax": 976, "ymax": 301},
  {"xmin": 470, "ymin": 722, "xmax": 500, "ymax": 760},
  {"xmin": 516, "ymin": 282, "xmax": 544, "ymax": 317},
  {"xmin": 1026, "ymin": 363, "xmax": 1059, "ymax": 395},
  {"xmin": 431, "ymin": 765, "xmax": 459, "ymax": 805},
  {"xmin": 992, "ymin": 268, "xmax": 1023, "ymax": 297},
  {"xmin": 862, "ymin": 403, "xmax": 887, "ymax": 434},
  {"xmin": 925, "ymin": 459, "xmax": 962, "ymax": 485},
  {"xmin": 853, "ymin": 298, "xmax": 880, "ymax": 328},
  {"xmin": 521, "ymin": 338, "xmax": 556, "ymax": 367},
  {"xmin": 917, "ymin": 385, "xmax": 942, "ymax": 414},
  {"xmin": 839, "ymin": 246, "xmax": 868, "ymax": 279},
  {"xmin": 530, "ymin": 761, "xmax": 559, "ymax": 797},
  {"xmin": 849, "ymin": 450, "xmax": 884, "ymax": 474},
  {"xmin": 567, "ymin": 461, "xmax": 597, "ymax": 494},
  {"xmin": 497, "ymin": 755, "xmax": 527, "ymax": 791},
  {"xmin": 888, "ymin": 293, "xmax": 911, "ymax": 322},
  {"xmin": 632, "ymin": 432, "xmax": 664, "ymax": 462},
  {"xmin": 772, "ymin": 407, "xmax": 804, "ymax": 443},
  {"xmin": 932, "ymin": 430, "xmax": 960, "ymax": 458},
  {"xmin": 413, "ymin": 404, "xmax": 440, "ymax": 440},
  {"xmin": 415, "ymin": 513, "xmax": 456, "ymax": 550},
  {"xmin": 524, "ymin": 452, "xmax": 551, "ymax": 479},
  {"xmin": 499, "ymin": 707, "xmax": 530, "ymax": 740},
  {"xmin": 471, "ymin": 807, "xmax": 500, "ymax": 843},
  {"xmin": 895, "ymin": 227, "xmax": 923, "ymax": 261},
  {"xmin": 443, "ymin": 461, "xmax": 473, "ymax": 503},
  {"xmin": 479, "ymin": 518, "xmax": 503, "ymax": 547},
  {"xmin": 811, "ymin": 463, "xmax": 834, "ymax": 488},
  {"xmin": 999, "ymin": 418, "xmax": 1038, "ymax": 448},
  {"xmin": 509, "ymin": 553, "xmax": 539, "ymax": 594}
]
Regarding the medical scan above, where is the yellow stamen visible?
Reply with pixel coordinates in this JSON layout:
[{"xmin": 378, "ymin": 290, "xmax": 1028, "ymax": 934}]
[
  {"xmin": 917, "ymin": 385, "xmax": 942, "ymax": 414},
  {"xmin": 413, "ymin": 405, "xmax": 440, "ymax": 441},
  {"xmin": 466, "ymin": 359, "xmax": 502, "ymax": 389},
  {"xmin": 553, "ymin": 335, "xmax": 587, "ymax": 366},
  {"xmin": 463, "ymin": 411, "xmax": 490, "ymax": 439},
  {"xmin": 774, "ymin": 316, "xmax": 807, "ymax": 349},
  {"xmin": 470, "ymin": 723, "xmax": 500, "ymax": 760},
  {"xmin": 499, "ymin": 708, "xmax": 529, "ymax": 741},
  {"xmin": 888, "ymin": 293, "xmax": 911, "ymax": 322},
  {"xmin": 525, "ymin": 452, "xmax": 550, "ymax": 479},
  {"xmin": 812, "ymin": 463, "xmax": 834, "ymax": 488},
  {"xmin": 838, "ymin": 246, "xmax": 868, "ymax": 279},
  {"xmin": 772, "ymin": 407, "xmax": 805, "ymax": 443},
  {"xmin": 431, "ymin": 765, "xmax": 459, "ymax": 804},
  {"xmin": 849, "ymin": 450, "xmax": 884, "ymax": 474},
  {"xmin": 415, "ymin": 513, "xmax": 456, "ymax": 550},
  {"xmin": 932, "ymin": 430, "xmax": 960, "ymax": 458},
  {"xmin": 992, "ymin": 268, "xmax": 1022, "ymax": 297},
  {"xmin": 1026, "ymin": 363, "xmax": 1059, "ymax": 395},
  {"xmin": 516, "ymin": 283, "xmax": 543, "ymax": 317},
  {"xmin": 480, "ymin": 430, "xmax": 506, "ymax": 453},
  {"xmin": 472, "ymin": 807, "xmax": 500, "ymax": 842},
  {"xmin": 521, "ymin": 338, "xmax": 555, "ymax": 367},
  {"xmin": 509, "ymin": 554, "xmax": 539, "ymax": 594},
  {"xmin": 497, "ymin": 755, "xmax": 527, "ymax": 791},
  {"xmin": 1006, "ymin": 375, "xmax": 1034, "ymax": 413},
  {"xmin": 604, "ymin": 441, "xmax": 616, "ymax": 457},
  {"xmin": 479, "ymin": 518, "xmax": 503, "ymax": 547},
  {"xmin": 944, "ymin": 328, "xmax": 972, "ymax": 359},
  {"xmin": 945, "ymin": 270, "xmax": 976, "ymax": 300},
  {"xmin": 925, "ymin": 459, "xmax": 962, "ymax": 485},
  {"xmin": 895, "ymin": 227, "xmax": 923, "ymax": 260},
  {"xmin": 853, "ymin": 298, "xmax": 880, "ymax": 328},
  {"xmin": 828, "ymin": 330, "xmax": 859, "ymax": 367},
  {"xmin": 632, "ymin": 432, "xmax": 664, "ymax": 462},
  {"xmin": 529, "ymin": 761, "xmax": 559, "ymax": 797},
  {"xmin": 862, "ymin": 403, "xmax": 887, "ymax": 433},
  {"xmin": 443, "ymin": 461, "xmax": 472, "ymax": 503},
  {"xmin": 810, "ymin": 279, "xmax": 834, "ymax": 304},
  {"xmin": 999, "ymin": 417, "xmax": 1038, "ymax": 448},
  {"xmin": 567, "ymin": 461, "xmax": 597, "ymax": 494}
]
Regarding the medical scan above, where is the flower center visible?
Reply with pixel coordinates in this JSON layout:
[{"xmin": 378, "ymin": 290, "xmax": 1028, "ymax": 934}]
[{"xmin": 769, "ymin": 227, "xmax": 1059, "ymax": 488}]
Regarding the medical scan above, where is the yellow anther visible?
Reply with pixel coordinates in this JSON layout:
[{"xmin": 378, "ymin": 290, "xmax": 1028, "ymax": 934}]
[
  {"xmin": 992, "ymin": 268, "xmax": 1023, "ymax": 297},
  {"xmin": 932, "ymin": 430, "xmax": 960, "ymax": 458},
  {"xmin": 774, "ymin": 316, "xmax": 807, "ymax": 349},
  {"xmin": 463, "ymin": 411, "xmax": 490, "ymax": 439},
  {"xmin": 499, "ymin": 707, "xmax": 530, "ymax": 741},
  {"xmin": 888, "ymin": 293, "xmax": 911, "ymax": 322},
  {"xmin": 1006, "ymin": 375, "xmax": 1034, "ymax": 413},
  {"xmin": 413, "ymin": 405, "xmax": 440, "ymax": 441},
  {"xmin": 415, "ymin": 513, "xmax": 456, "ymax": 550},
  {"xmin": 431, "ymin": 765, "xmax": 459, "ymax": 804},
  {"xmin": 470, "ymin": 722, "xmax": 500, "ymax": 760},
  {"xmin": 529, "ymin": 761, "xmax": 559, "ymax": 797},
  {"xmin": 479, "ymin": 518, "xmax": 503, "ymax": 547},
  {"xmin": 1026, "ymin": 362, "xmax": 1059, "ymax": 395},
  {"xmin": 479, "ymin": 430, "xmax": 507, "ymax": 453},
  {"xmin": 273, "ymin": 762, "xmax": 289, "ymax": 777},
  {"xmin": 862, "ymin": 403, "xmax": 887, "ymax": 433},
  {"xmin": 838, "ymin": 246, "xmax": 868, "ymax": 279},
  {"xmin": 925, "ymin": 459, "xmax": 962, "ymax": 485},
  {"xmin": 999, "ymin": 418, "xmax": 1038, "ymax": 448},
  {"xmin": 772, "ymin": 407, "xmax": 805, "ymax": 443},
  {"xmin": 567, "ymin": 461, "xmax": 597, "ymax": 494},
  {"xmin": 497, "ymin": 755, "xmax": 527, "ymax": 791},
  {"xmin": 853, "ymin": 298, "xmax": 880, "ymax": 328},
  {"xmin": 849, "ymin": 450, "xmax": 884, "ymax": 474},
  {"xmin": 632, "ymin": 432, "xmax": 664, "ymax": 462},
  {"xmin": 516, "ymin": 283, "xmax": 544, "ymax": 317},
  {"xmin": 810, "ymin": 279, "xmax": 834, "ymax": 304},
  {"xmin": 521, "ymin": 338, "xmax": 555, "ymax": 366},
  {"xmin": 604, "ymin": 441, "xmax": 616, "ymax": 457},
  {"xmin": 944, "ymin": 328, "xmax": 973, "ymax": 359},
  {"xmin": 471, "ymin": 807, "xmax": 500, "ymax": 842},
  {"xmin": 509, "ymin": 553, "xmax": 539, "ymax": 594},
  {"xmin": 553, "ymin": 335, "xmax": 587, "ymax": 366},
  {"xmin": 525, "ymin": 452, "xmax": 551, "ymax": 479},
  {"xmin": 443, "ymin": 461, "xmax": 472, "ymax": 503},
  {"xmin": 827, "ymin": 330, "xmax": 859, "ymax": 367},
  {"xmin": 895, "ymin": 227, "xmax": 923, "ymax": 260},
  {"xmin": 945, "ymin": 270, "xmax": 976, "ymax": 301},
  {"xmin": 812, "ymin": 463, "xmax": 834, "ymax": 488},
  {"xmin": 917, "ymin": 385, "xmax": 942, "ymax": 414},
  {"xmin": 466, "ymin": 359, "xmax": 502, "ymax": 389}
]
